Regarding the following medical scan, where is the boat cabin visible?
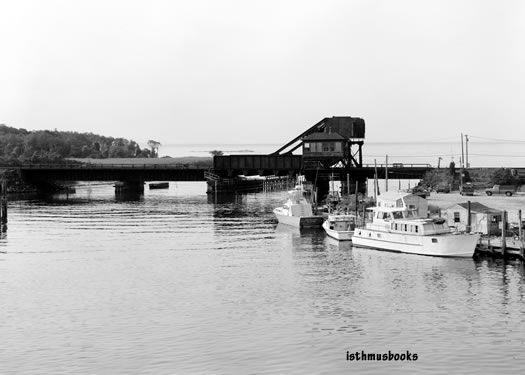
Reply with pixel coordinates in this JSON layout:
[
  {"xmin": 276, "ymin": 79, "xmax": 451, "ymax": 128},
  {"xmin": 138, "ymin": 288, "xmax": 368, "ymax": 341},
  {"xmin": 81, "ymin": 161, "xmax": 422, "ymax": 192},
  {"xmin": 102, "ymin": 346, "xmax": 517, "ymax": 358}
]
[
  {"xmin": 284, "ymin": 187, "xmax": 315, "ymax": 216},
  {"xmin": 327, "ymin": 215, "xmax": 356, "ymax": 231},
  {"xmin": 389, "ymin": 218, "xmax": 449, "ymax": 236},
  {"xmin": 367, "ymin": 207, "xmax": 450, "ymax": 235},
  {"xmin": 376, "ymin": 191, "xmax": 428, "ymax": 218}
]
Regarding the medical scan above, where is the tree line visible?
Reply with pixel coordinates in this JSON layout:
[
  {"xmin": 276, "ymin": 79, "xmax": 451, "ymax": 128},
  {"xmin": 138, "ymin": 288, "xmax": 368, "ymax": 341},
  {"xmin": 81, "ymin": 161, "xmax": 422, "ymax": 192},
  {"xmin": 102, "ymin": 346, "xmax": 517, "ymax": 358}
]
[{"xmin": 0, "ymin": 124, "xmax": 156, "ymax": 164}]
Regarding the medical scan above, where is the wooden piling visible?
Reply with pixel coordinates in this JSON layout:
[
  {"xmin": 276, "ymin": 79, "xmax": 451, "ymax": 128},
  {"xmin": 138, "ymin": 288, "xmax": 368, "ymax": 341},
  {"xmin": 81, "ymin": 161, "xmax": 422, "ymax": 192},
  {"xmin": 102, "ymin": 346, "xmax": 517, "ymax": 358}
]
[
  {"xmin": 519, "ymin": 209, "xmax": 524, "ymax": 258},
  {"xmin": 385, "ymin": 155, "xmax": 389, "ymax": 192},
  {"xmin": 466, "ymin": 201, "xmax": 471, "ymax": 233},
  {"xmin": 354, "ymin": 180, "xmax": 359, "ymax": 219},
  {"xmin": 1, "ymin": 178, "xmax": 7, "ymax": 224},
  {"xmin": 501, "ymin": 210, "xmax": 507, "ymax": 256},
  {"xmin": 373, "ymin": 159, "xmax": 378, "ymax": 201}
]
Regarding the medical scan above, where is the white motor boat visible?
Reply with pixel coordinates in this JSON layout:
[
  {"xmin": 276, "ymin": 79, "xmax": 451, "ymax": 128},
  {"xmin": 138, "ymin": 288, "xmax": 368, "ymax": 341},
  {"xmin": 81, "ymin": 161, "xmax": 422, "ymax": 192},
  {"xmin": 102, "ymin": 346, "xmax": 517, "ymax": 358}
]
[
  {"xmin": 322, "ymin": 214, "xmax": 357, "ymax": 241},
  {"xmin": 351, "ymin": 206, "xmax": 480, "ymax": 257},
  {"xmin": 273, "ymin": 186, "xmax": 323, "ymax": 228}
]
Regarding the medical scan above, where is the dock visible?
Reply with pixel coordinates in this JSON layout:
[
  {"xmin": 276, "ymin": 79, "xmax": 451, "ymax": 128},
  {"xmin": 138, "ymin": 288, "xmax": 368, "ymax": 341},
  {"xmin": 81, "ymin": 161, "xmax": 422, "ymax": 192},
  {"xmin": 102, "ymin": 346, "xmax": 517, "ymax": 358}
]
[{"xmin": 476, "ymin": 236, "xmax": 525, "ymax": 259}]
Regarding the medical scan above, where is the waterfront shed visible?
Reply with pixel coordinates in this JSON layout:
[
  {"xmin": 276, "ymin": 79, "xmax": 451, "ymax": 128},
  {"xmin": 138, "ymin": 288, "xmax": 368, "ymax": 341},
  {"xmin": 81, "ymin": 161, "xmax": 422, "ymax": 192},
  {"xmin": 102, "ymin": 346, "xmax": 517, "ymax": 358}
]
[
  {"xmin": 445, "ymin": 202, "xmax": 501, "ymax": 235},
  {"xmin": 376, "ymin": 191, "xmax": 428, "ymax": 218}
]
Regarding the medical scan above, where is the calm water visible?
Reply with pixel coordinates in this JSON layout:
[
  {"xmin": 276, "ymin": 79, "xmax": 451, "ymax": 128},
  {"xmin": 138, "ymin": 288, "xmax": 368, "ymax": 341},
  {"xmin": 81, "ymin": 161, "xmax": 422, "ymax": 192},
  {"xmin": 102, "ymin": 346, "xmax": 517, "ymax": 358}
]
[{"xmin": 1, "ymin": 182, "xmax": 525, "ymax": 374}]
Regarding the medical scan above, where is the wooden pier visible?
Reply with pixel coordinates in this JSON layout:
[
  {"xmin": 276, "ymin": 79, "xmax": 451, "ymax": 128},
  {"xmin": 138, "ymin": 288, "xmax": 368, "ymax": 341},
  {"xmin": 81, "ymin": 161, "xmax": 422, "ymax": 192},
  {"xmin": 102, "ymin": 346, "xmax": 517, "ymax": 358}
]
[
  {"xmin": 474, "ymin": 209, "xmax": 524, "ymax": 260},
  {"xmin": 476, "ymin": 237, "xmax": 524, "ymax": 259}
]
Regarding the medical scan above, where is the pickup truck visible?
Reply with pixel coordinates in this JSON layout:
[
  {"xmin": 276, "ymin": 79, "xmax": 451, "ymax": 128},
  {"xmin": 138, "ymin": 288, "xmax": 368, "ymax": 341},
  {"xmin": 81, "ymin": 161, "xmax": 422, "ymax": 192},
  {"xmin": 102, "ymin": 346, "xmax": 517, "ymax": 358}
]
[
  {"xmin": 485, "ymin": 185, "xmax": 517, "ymax": 196},
  {"xmin": 460, "ymin": 183, "xmax": 474, "ymax": 196}
]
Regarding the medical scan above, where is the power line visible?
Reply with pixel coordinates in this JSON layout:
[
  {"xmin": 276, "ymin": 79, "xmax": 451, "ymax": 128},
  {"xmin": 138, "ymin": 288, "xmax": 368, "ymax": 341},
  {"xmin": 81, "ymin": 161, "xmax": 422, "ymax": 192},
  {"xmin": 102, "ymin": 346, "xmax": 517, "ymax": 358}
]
[
  {"xmin": 369, "ymin": 136, "xmax": 459, "ymax": 143},
  {"xmin": 468, "ymin": 135, "xmax": 525, "ymax": 143},
  {"xmin": 366, "ymin": 154, "xmax": 459, "ymax": 158},
  {"xmin": 468, "ymin": 153, "xmax": 525, "ymax": 158},
  {"xmin": 367, "ymin": 153, "xmax": 525, "ymax": 158}
]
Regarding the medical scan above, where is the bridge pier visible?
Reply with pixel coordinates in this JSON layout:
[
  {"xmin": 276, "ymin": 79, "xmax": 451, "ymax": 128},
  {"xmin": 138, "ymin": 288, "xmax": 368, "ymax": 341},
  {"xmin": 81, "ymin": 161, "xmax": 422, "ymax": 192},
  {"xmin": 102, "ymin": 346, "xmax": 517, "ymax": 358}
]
[{"xmin": 115, "ymin": 180, "xmax": 144, "ymax": 195}]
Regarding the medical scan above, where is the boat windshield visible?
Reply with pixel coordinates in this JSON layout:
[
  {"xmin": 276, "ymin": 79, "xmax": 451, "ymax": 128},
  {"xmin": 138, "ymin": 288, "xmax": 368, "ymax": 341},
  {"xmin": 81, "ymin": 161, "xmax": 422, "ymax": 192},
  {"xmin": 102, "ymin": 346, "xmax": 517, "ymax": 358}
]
[
  {"xmin": 407, "ymin": 210, "xmax": 418, "ymax": 218},
  {"xmin": 392, "ymin": 211, "xmax": 404, "ymax": 219}
]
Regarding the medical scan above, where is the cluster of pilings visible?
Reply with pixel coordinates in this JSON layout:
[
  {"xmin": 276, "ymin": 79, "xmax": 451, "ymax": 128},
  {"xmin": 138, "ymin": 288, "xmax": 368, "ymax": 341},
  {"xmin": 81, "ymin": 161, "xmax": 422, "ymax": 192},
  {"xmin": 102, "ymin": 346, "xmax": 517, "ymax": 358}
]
[
  {"xmin": 205, "ymin": 172, "xmax": 296, "ymax": 194},
  {"xmin": 262, "ymin": 176, "xmax": 295, "ymax": 192},
  {"xmin": 303, "ymin": 171, "xmax": 367, "ymax": 201}
]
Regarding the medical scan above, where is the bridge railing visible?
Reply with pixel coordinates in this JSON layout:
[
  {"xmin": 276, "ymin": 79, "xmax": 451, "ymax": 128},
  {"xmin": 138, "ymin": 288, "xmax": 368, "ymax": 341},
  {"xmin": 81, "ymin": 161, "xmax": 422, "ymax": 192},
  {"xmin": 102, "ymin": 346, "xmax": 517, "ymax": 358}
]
[
  {"xmin": 12, "ymin": 163, "xmax": 210, "ymax": 170},
  {"xmin": 361, "ymin": 163, "xmax": 432, "ymax": 168}
]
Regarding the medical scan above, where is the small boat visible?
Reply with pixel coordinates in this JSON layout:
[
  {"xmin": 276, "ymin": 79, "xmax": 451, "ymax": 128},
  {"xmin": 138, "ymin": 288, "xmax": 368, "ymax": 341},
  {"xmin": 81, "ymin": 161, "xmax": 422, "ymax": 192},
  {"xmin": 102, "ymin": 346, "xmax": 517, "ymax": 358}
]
[
  {"xmin": 351, "ymin": 206, "xmax": 480, "ymax": 257},
  {"xmin": 149, "ymin": 182, "xmax": 169, "ymax": 189},
  {"xmin": 322, "ymin": 214, "xmax": 357, "ymax": 241},
  {"xmin": 273, "ymin": 186, "xmax": 323, "ymax": 228}
]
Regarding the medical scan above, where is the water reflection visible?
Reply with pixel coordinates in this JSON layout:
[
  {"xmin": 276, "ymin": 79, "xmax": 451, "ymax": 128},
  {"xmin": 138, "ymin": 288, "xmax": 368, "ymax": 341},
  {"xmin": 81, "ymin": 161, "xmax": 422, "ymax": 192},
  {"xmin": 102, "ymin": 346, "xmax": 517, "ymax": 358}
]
[
  {"xmin": 0, "ymin": 224, "xmax": 6, "ymax": 240},
  {"xmin": 114, "ymin": 191, "xmax": 144, "ymax": 202},
  {"xmin": 207, "ymin": 192, "xmax": 247, "ymax": 205},
  {"xmin": 274, "ymin": 223, "xmax": 325, "ymax": 250}
]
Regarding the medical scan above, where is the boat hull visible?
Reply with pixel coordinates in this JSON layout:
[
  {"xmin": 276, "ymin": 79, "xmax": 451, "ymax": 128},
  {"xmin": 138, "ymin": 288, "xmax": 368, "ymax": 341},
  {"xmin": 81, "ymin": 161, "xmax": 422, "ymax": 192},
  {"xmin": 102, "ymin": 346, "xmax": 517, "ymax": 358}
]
[
  {"xmin": 352, "ymin": 229, "xmax": 480, "ymax": 257},
  {"xmin": 273, "ymin": 209, "xmax": 323, "ymax": 228},
  {"xmin": 322, "ymin": 221, "xmax": 353, "ymax": 241}
]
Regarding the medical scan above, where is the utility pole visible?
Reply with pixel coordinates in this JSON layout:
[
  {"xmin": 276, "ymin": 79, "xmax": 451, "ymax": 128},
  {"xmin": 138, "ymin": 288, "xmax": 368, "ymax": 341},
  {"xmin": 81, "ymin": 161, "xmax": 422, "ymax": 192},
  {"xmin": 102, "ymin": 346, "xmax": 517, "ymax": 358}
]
[
  {"xmin": 465, "ymin": 134, "xmax": 469, "ymax": 168},
  {"xmin": 459, "ymin": 133, "xmax": 465, "ymax": 194},
  {"xmin": 385, "ymin": 155, "xmax": 389, "ymax": 192},
  {"xmin": 373, "ymin": 159, "xmax": 378, "ymax": 202},
  {"xmin": 460, "ymin": 133, "xmax": 465, "ymax": 169}
]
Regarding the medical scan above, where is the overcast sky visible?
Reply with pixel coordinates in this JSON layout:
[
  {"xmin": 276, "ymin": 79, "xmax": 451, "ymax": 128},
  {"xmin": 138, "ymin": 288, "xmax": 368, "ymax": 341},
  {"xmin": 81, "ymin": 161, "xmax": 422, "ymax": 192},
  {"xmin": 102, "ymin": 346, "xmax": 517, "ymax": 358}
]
[{"xmin": 1, "ymin": 0, "xmax": 523, "ymax": 146}]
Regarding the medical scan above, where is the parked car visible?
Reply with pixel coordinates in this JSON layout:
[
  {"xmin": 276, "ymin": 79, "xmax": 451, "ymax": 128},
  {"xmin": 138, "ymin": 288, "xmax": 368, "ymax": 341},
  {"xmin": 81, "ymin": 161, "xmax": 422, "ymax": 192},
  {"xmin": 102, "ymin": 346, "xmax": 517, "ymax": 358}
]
[
  {"xmin": 412, "ymin": 186, "xmax": 430, "ymax": 198},
  {"xmin": 436, "ymin": 184, "xmax": 450, "ymax": 193},
  {"xmin": 485, "ymin": 185, "xmax": 518, "ymax": 196},
  {"xmin": 460, "ymin": 183, "xmax": 475, "ymax": 196}
]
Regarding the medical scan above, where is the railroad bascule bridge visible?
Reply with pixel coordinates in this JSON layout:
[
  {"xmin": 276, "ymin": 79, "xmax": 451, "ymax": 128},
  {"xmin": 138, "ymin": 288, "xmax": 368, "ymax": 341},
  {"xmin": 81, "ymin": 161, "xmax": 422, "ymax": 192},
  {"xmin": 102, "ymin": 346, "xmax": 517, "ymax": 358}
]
[
  {"xmin": 210, "ymin": 116, "xmax": 368, "ymax": 197},
  {"xmin": 13, "ymin": 116, "xmax": 431, "ymax": 197},
  {"xmin": 210, "ymin": 116, "xmax": 432, "ymax": 197}
]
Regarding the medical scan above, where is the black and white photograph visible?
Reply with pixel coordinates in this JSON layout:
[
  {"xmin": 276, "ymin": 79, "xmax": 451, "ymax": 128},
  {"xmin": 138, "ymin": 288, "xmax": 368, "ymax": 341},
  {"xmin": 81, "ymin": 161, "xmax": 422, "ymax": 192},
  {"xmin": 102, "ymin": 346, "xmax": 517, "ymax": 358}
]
[{"xmin": 1, "ymin": 0, "xmax": 524, "ymax": 374}]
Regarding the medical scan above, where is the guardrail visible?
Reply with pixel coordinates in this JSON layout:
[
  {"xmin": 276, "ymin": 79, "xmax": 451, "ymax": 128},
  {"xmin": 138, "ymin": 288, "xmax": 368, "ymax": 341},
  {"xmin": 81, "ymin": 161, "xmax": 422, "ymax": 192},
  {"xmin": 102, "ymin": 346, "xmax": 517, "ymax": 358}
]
[
  {"xmin": 362, "ymin": 163, "xmax": 432, "ymax": 168},
  {"xmin": 5, "ymin": 163, "xmax": 210, "ymax": 170}
]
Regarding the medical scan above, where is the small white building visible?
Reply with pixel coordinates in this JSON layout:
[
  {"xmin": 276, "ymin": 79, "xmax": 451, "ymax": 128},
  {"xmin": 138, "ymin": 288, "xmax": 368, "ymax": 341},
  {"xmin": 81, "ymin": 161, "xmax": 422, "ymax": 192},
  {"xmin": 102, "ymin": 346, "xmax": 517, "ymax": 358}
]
[
  {"xmin": 376, "ymin": 191, "xmax": 428, "ymax": 218},
  {"xmin": 445, "ymin": 202, "xmax": 502, "ymax": 235}
]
